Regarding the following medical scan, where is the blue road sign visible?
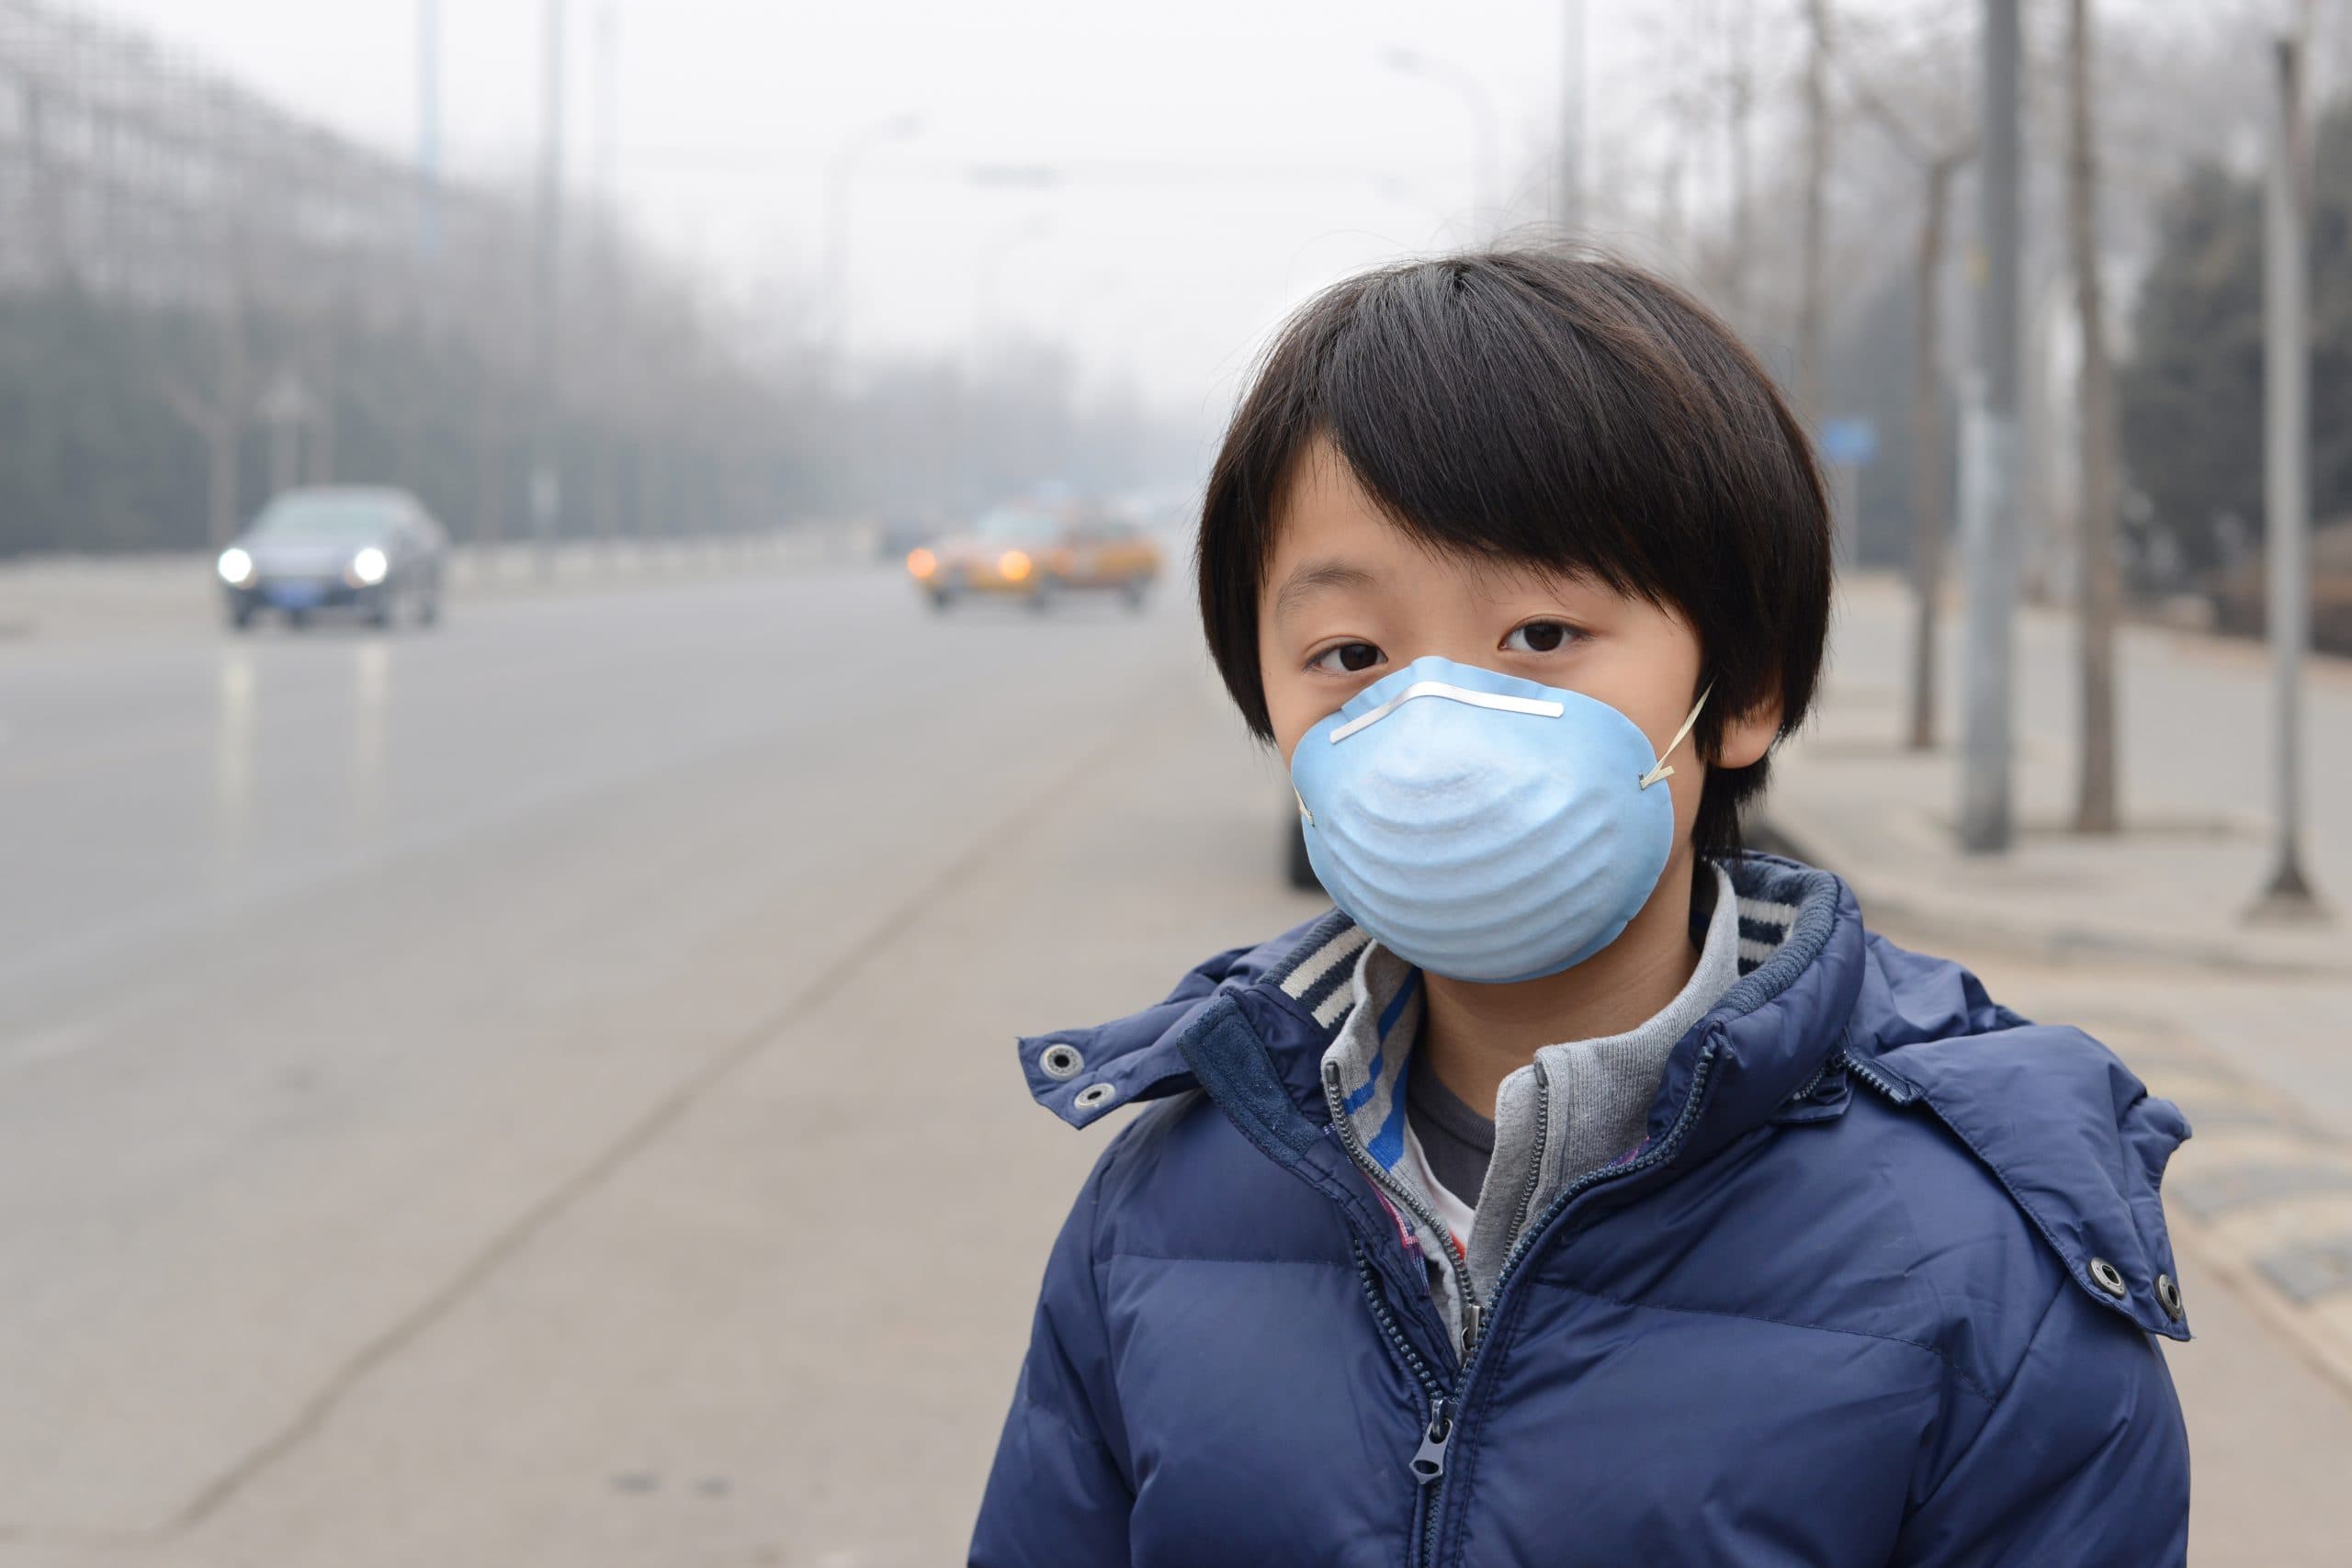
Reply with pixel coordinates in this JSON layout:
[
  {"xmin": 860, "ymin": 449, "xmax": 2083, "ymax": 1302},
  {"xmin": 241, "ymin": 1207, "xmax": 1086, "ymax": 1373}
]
[{"xmin": 1818, "ymin": 417, "xmax": 1878, "ymax": 466}]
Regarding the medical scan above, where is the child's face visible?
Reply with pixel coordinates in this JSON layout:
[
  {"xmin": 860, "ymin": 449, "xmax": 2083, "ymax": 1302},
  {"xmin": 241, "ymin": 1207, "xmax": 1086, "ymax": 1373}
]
[{"xmin": 1257, "ymin": 438, "xmax": 1779, "ymax": 858}]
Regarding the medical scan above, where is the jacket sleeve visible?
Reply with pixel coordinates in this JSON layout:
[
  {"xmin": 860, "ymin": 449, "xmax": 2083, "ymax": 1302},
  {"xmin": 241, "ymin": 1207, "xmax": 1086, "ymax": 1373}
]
[
  {"xmin": 1892, "ymin": 1281, "xmax": 2188, "ymax": 1567},
  {"xmin": 968, "ymin": 1145, "xmax": 1135, "ymax": 1568}
]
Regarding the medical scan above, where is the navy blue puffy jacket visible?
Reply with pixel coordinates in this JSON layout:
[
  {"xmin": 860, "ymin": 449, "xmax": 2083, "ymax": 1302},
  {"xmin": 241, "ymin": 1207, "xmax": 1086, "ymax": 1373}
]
[{"xmin": 973, "ymin": 856, "xmax": 2191, "ymax": 1566}]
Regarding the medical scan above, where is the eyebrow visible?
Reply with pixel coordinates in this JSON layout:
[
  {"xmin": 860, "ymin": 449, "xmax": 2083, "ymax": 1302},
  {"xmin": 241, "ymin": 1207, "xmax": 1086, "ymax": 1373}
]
[{"xmin": 1271, "ymin": 559, "xmax": 1378, "ymax": 620}]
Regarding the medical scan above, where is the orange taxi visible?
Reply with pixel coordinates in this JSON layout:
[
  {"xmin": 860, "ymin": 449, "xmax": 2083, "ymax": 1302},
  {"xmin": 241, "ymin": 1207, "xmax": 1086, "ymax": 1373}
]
[{"xmin": 906, "ymin": 502, "xmax": 1159, "ymax": 612}]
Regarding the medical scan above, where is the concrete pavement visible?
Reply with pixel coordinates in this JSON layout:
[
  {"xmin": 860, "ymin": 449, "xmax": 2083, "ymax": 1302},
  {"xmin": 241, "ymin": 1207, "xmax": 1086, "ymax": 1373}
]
[
  {"xmin": 1768, "ymin": 574, "xmax": 2350, "ymax": 976},
  {"xmin": 2, "ymin": 560, "xmax": 2345, "ymax": 1562},
  {"xmin": 0, "ymin": 556, "xmax": 1314, "ymax": 1563}
]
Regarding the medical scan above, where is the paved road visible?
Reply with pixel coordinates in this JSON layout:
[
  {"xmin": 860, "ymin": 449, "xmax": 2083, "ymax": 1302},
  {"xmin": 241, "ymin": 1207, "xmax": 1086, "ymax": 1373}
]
[
  {"xmin": 2, "ymin": 563, "xmax": 2344, "ymax": 1563},
  {"xmin": 0, "ymin": 562, "xmax": 1320, "ymax": 1564}
]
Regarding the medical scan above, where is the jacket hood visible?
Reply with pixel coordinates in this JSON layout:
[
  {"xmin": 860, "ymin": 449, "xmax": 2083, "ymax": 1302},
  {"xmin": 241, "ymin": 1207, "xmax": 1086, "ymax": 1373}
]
[{"xmin": 1016, "ymin": 852, "xmax": 2191, "ymax": 1340}]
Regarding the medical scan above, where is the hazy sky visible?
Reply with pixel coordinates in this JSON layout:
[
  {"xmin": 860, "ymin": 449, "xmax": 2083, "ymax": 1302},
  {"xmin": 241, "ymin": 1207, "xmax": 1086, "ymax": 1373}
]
[{"xmin": 83, "ymin": 0, "xmax": 1659, "ymax": 417}]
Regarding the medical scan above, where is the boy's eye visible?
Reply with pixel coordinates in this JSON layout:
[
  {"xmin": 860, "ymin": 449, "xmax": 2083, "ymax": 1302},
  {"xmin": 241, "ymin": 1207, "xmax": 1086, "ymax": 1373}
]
[
  {"xmin": 1503, "ymin": 620, "xmax": 1579, "ymax": 654},
  {"xmin": 1309, "ymin": 641, "xmax": 1385, "ymax": 674}
]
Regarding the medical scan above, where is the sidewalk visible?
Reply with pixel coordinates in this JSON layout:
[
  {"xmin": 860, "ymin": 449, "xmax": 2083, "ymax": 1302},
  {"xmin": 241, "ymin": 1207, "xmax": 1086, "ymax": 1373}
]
[
  {"xmin": 1766, "ymin": 574, "xmax": 2352, "ymax": 1514},
  {"xmin": 1767, "ymin": 574, "xmax": 2348, "ymax": 978}
]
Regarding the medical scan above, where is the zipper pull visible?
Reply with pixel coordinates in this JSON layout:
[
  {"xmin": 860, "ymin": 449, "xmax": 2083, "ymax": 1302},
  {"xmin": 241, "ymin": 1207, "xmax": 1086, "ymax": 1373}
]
[
  {"xmin": 1410, "ymin": 1397, "xmax": 1454, "ymax": 1484},
  {"xmin": 1460, "ymin": 1299, "xmax": 1483, "ymax": 1357}
]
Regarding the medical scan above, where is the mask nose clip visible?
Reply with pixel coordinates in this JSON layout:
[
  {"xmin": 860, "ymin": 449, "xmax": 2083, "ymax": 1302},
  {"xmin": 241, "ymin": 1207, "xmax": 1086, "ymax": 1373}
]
[{"xmin": 1637, "ymin": 685, "xmax": 1713, "ymax": 791}]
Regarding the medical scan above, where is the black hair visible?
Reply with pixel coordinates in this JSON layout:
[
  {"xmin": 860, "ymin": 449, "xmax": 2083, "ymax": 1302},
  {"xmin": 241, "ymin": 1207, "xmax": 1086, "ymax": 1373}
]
[{"xmin": 1195, "ymin": 247, "xmax": 1832, "ymax": 860}]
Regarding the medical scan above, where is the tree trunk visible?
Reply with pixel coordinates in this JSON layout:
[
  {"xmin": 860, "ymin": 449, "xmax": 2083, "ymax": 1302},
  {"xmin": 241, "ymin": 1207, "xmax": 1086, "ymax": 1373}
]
[
  {"xmin": 309, "ymin": 313, "xmax": 340, "ymax": 484},
  {"xmin": 207, "ymin": 294, "xmax": 249, "ymax": 548},
  {"xmin": 1798, "ymin": 0, "xmax": 1834, "ymax": 428},
  {"xmin": 1909, "ymin": 159, "xmax": 1958, "ymax": 752},
  {"xmin": 474, "ymin": 386, "xmax": 506, "ymax": 552},
  {"xmin": 1723, "ymin": 3, "xmax": 1756, "ymax": 330},
  {"xmin": 2069, "ymin": 0, "xmax": 2121, "ymax": 832},
  {"xmin": 594, "ymin": 434, "xmax": 620, "ymax": 554}
]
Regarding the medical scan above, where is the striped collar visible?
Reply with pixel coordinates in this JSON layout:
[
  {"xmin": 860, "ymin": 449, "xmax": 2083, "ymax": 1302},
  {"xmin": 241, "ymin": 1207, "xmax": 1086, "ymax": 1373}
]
[{"xmin": 1019, "ymin": 853, "xmax": 1848, "ymax": 1144}]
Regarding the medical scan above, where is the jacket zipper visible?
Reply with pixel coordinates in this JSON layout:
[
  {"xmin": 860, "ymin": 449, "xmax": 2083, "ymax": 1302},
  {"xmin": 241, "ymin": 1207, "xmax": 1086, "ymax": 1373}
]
[
  {"xmin": 1337, "ymin": 1033, "xmax": 1727, "ymax": 1567},
  {"xmin": 1351, "ymin": 1241, "xmax": 1455, "ymax": 1565}
]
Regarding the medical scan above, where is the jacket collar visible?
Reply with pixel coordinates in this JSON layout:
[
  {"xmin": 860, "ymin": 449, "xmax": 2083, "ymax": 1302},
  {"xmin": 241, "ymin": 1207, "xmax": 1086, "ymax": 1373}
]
[
  {"xmin": 1015, "ymin": 852, "xmax": 2189, "ymax": 1342},
  {"xmin": 1019, "ymin": 853, "xmax": 1856, "ymax": 1159}
]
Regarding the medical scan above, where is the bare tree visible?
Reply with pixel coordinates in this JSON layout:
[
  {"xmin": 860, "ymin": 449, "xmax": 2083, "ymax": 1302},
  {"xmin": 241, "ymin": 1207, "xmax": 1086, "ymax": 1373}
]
[
  {"xmin": 1797, "ymin": 0, "xmax": 1836, "ymax": 429},
  {"xmin": 1724, "ymin": 1, "xmax": 1759, "ymax": 331},
  {"xmin": 160, "ymin": 284, "xmax": 251, "ymax": 549},
  {"xmin": 2067, "ymin": 0, "xmax": 2120, "ymax": 831},
  {"xmin": 1837, "ymin": 16, "xmax": 1976, "ymax": 753}
]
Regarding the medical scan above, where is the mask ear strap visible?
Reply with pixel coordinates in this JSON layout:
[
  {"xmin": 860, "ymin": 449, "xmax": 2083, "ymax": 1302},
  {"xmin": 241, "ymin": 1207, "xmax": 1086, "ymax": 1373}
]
[{"xmin": 1638, "ymin": 685, "xmax": 1713, "ymax": 791}]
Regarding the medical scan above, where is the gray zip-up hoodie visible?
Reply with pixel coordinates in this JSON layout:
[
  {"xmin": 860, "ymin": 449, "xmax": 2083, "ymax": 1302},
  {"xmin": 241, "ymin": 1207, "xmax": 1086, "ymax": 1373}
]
[{"xmin": 1319, "ymin": 862, "xmax": 1745, "ymax": 1344}]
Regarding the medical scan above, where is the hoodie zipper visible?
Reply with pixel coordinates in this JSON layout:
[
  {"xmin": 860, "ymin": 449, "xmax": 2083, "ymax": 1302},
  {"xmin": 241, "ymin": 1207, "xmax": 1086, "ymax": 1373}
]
[
  {"xmin": 1497, "ymin": 1060, "xmax": 1552, "ymax": 1264},
  {"xmin": 1322, "ymin": 1057, "xmax": 1485, "ymax": 1350},
  {"xmin": 1338, "ymin": 1032, "xmax": 1727, "ymax": 1568}
]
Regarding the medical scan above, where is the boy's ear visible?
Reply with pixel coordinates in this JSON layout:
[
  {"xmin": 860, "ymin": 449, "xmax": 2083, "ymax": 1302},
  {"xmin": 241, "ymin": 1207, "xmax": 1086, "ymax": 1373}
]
[{"xmin": 1710, "ymin": 694, "xmax": 1784, "ymax": 772}]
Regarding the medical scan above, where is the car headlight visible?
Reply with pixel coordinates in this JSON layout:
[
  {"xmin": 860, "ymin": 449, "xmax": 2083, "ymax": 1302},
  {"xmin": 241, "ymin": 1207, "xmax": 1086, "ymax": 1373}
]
[
  {"xmin": 999, "ymin": 549, "xmax": 1032, "ymax": 582},
  {"xmin": 907, "ymin": 547, "xmax": 937, "ymax": 579},
  {"xmin": 218, "ymin": 547, "xmax": 254, "ymax": 586},
  {"xmin": 350, "ymin": 547, "xmax": 390, "ymax": 586}
]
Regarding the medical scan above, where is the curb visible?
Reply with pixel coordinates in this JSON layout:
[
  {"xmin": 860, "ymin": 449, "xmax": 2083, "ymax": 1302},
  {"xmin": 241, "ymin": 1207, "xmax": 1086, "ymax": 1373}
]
[{"xmin": 1754, "ymin": 806, "xmax": 2348, "ymax": 982}]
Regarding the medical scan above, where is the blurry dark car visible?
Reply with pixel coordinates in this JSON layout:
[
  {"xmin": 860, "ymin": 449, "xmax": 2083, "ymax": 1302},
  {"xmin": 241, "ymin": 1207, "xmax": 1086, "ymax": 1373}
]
[
  {"xmin": 216, "ymin": 487, "xmax": 449, "ymax": 631},
  {"xmin": 2206, "ymin": 519, "xmax": 2352, "ymax": 653}
]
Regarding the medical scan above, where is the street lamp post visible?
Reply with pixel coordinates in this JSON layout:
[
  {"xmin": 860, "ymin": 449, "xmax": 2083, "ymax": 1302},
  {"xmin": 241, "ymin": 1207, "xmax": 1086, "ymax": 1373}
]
[
  {"xmin": 1559, "ymin": 0, "xmax": 1585, "ymax": 233},
  {"xmin": 1958, "ymin": 0, "xmax": 2022, "ymax": 853},
  {"xmin": 1382, "ymin": 47, "xmax": 1499, "ymax": 242},
  {"xmin": 530, "ymin": 0, "xmax": 567, "ymax": 581},
  {"xmin": 2253, "ymin": 34, "xmax": 2327, "ymax": 920},
  {"xmin": 823, "ymin": 112, "xmax": 922, "ymax": 369}
]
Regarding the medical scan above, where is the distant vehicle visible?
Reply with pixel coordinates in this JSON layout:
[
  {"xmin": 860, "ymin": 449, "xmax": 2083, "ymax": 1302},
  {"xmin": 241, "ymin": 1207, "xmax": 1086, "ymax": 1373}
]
[
  {"xmin": 906, "ymin": 502, "xmax": 1159, "ymax": 612},
  {"xmin": 217, "ymin": 487, "xmax": 449, "ymax": 631},
  {"xmin": 2205, "ymin": 518, "xmax": 2352, "ymax": 654}
]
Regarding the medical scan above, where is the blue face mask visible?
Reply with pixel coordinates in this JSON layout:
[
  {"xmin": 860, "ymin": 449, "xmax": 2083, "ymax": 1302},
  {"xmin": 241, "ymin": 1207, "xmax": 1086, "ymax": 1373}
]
[{"xmin": 1289, "ymin": 656, "xmax": 1708, "ymax": 984}]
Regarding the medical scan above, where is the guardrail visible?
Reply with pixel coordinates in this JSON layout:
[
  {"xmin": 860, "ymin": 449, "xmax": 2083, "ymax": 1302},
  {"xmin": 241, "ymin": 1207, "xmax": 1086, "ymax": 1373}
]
[{"xmin": 0, "ymin": 521, "xmax": 884, "ymax": 641}]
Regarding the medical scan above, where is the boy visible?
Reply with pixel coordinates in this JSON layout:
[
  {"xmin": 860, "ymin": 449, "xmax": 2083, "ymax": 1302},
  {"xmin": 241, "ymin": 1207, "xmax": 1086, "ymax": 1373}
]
[{"xmin": 971, "ymin": 251, "xmax": 2190, "ymax": 1566}]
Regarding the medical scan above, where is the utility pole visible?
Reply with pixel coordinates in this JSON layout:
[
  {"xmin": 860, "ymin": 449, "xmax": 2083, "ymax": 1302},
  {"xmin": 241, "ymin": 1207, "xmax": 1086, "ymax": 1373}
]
[
  {"xmin": 592, "ymin": 2, "xmax": 621, "ymax": 557},
  {"xmin": 1558, "ymin": 0, "xmax": 1585, "ymax": 234},
  {"xmin": 2253, "ymin": 34, "xmax": 2326, "ymax": 919},
  {"xmin": 2068, "ymin": 0, "xmax": 2120, "ymax": 833},
  {"xmin": 530, "ymin": 0, "xmax": 567, "ymax": 578},
  {"xmin": 1958, "ymin": 0, "xmax": 2022, "ymax": 854}
]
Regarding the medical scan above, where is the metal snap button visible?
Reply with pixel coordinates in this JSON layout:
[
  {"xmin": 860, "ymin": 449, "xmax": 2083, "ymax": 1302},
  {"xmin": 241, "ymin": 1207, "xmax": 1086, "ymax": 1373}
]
[
  {"xmin": 1074, "ymin": 1083, "xmax": 1115, "ymax": 1111},
  {"xmin": 2155, "ymin": 1272, "xmax": 2184, "ymax": 1320},
  {"xmin": 2087, "ymin": 1258, "xmax": 2128, "ymax": 1297},
  {"xmin": 1040, "ymin": 1043, "xmax": 1085, "ymax": 1080}
]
